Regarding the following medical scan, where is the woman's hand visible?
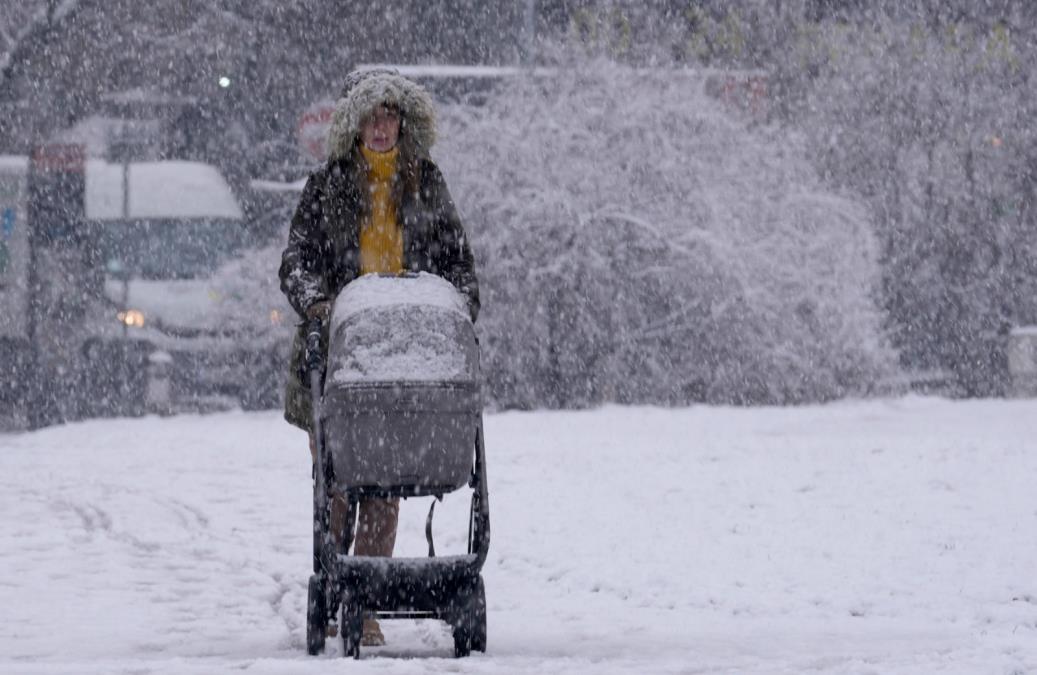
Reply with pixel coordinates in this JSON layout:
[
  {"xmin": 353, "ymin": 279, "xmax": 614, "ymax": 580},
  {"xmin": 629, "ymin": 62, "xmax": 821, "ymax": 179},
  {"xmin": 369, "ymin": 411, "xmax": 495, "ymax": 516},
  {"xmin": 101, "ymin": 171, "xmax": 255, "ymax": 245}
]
[{"xmin": 305, "ymin": 301, "xmax": 330, "ymax": 321}]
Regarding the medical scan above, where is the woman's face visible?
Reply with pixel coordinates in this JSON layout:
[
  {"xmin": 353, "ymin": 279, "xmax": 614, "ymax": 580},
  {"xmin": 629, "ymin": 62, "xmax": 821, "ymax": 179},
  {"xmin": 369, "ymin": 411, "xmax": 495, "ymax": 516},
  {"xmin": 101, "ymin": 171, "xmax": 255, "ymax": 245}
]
[{"xmin": 360, "ymin": 105, "xmax": 401, "ymax": 153}]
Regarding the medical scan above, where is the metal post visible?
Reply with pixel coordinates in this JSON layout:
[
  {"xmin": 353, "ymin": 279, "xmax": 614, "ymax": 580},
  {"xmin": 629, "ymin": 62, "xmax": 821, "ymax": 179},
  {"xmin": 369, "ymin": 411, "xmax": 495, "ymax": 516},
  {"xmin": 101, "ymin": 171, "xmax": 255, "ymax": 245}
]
[
  {"xmin": 25, "ymin": 152, "xmax": 41, "ymax": 429},
  {"xmin": 122, "ymin": 159, "xmax": 129, "ymax": 220},
  {"xmin": 522, "ymin": 0, "xmax": 536, "ymax": 66}
]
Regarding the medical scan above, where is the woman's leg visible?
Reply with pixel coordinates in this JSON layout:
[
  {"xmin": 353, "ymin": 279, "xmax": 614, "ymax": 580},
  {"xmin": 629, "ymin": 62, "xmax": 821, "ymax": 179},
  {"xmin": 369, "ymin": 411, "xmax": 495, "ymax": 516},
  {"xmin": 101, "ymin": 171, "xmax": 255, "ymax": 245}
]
[
  {"xmin": 353, "ymin": 497, "xmax": 400, "ymax": 556},
  {"xmin": 311, "ymin": 433, "xmax": 399, "ymax": 644}
]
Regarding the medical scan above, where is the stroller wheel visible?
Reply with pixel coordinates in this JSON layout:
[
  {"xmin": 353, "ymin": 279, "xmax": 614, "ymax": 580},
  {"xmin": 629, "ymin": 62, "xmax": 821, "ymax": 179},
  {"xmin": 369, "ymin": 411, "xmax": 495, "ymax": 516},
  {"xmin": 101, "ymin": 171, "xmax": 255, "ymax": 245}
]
[
  {"xmin": 342, "ymin": 599, "xmax": 363, "ymax": 659},
  {"xmin": 471, "ymin": 576, "xmax": 487, "ymax": 653},
  {"xmin": 306, "ymin": 574, "xmax": 327, "ymax": 655},
  {"xmin": 452, "ymin": 576, "xmax": 487, "ymax": 657}
]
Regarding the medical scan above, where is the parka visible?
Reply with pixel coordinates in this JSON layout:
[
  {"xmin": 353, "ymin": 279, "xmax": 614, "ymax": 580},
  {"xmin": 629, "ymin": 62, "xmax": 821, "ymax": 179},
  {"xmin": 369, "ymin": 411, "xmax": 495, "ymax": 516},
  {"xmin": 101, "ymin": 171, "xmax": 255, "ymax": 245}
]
[{"xmin": 279, "ymin": 70, "xmax": 479, "ymax": 429}]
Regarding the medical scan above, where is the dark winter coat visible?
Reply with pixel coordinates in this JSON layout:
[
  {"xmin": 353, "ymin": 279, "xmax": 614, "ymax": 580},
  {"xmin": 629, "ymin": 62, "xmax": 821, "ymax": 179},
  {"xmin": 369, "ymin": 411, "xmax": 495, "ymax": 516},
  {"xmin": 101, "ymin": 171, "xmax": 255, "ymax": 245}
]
[{"xmin": 279, "ymin": 70, "xmax": 479, "ymax": 430}]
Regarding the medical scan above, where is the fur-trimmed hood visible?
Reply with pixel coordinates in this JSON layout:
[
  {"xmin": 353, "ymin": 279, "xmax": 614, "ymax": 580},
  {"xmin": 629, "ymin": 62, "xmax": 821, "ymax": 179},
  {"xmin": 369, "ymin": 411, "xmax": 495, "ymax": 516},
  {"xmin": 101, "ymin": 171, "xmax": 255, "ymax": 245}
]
[{"xmin": 326, "ymin": 70, "xmax": 437, "ymax": 162}]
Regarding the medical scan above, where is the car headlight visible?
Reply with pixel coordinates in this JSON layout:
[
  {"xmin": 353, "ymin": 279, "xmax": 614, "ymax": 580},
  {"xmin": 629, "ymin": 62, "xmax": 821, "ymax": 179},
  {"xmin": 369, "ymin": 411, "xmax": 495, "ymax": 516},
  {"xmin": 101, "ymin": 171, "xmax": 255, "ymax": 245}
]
[{"xmin": 117, "ymin": 309, "xmax": 146, "ymax": 328}]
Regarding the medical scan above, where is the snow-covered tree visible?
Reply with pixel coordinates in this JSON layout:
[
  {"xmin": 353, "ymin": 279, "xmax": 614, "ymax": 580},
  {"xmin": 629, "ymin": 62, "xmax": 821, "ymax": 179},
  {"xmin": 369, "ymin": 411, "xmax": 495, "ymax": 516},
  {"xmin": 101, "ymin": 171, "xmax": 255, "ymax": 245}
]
[{"xmin": 435, "ymin": 56, "xmax": 893, "ymax": 407}]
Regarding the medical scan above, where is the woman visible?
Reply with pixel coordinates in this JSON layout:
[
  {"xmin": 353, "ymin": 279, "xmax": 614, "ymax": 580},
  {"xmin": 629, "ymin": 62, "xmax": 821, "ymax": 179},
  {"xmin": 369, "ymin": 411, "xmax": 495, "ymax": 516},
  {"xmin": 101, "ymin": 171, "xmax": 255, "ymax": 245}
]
[{"xmin": 279, "ymin": 69, "xmax": 479, "ymax": 646}]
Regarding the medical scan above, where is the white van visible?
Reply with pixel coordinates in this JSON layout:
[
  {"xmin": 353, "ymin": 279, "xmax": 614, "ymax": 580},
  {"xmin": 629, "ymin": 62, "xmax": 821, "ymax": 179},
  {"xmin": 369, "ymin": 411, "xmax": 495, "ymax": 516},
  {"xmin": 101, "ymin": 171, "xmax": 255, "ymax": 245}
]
[{"xmin": 0, "ymin": 151, "xmax": 286, "ymax": 428}]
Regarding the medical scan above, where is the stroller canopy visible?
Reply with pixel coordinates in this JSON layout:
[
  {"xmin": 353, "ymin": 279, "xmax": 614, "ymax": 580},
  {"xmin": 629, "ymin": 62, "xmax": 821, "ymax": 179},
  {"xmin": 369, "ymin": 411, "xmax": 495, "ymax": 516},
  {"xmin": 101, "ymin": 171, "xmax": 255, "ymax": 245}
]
[{"xmin": 328, "ymin": 273, "xmax": 477, "ymax": 386}]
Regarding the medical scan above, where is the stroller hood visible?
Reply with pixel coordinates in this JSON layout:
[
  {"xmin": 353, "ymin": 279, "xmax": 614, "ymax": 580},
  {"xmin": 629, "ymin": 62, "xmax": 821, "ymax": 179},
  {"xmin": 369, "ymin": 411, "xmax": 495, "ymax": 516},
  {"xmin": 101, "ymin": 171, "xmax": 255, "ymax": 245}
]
[{"xmin": 328, "ymin": 273, "xmax": 477, "ymax": 386}]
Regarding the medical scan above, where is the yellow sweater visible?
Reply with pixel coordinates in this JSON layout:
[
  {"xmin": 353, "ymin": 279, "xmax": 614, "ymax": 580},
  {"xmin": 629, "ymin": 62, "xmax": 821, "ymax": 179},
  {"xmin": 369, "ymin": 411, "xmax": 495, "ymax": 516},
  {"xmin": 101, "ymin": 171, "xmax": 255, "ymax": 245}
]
[{"xmin": 359, "ymin": 145, "xmax": 403, "ymax": 275}]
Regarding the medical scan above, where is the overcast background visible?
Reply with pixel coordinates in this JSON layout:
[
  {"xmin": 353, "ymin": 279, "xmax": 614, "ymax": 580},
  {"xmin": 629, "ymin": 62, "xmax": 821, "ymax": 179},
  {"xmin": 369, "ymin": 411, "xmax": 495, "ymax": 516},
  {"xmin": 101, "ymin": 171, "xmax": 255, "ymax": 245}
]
[{"xmin": 3, "ymin": 1, "xmax": 1037, "ymax": 411}]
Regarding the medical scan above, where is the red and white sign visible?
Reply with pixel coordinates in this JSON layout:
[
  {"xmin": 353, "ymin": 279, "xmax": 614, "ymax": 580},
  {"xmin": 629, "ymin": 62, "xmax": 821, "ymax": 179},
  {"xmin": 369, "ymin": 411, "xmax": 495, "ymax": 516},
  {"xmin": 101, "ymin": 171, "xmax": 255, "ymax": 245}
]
[
  {"xmin": 30, "ymin": 143, "xmax": 85, "ymax": 172},
  {"xmin": 297, "ymin": 100, "xmax": 336, "ymax": 162},
  {"xmin": 704, "ymin": 72, "xmax": 769, "ymax": 118}
]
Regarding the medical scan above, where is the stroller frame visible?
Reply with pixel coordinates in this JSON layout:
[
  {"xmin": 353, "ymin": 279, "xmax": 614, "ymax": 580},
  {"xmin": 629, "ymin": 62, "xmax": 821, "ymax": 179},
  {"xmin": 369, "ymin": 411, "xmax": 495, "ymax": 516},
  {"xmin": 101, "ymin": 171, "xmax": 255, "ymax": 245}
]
[{"xmin": 303, "ymin": 316, "xmax": 490, "ymax": 659}]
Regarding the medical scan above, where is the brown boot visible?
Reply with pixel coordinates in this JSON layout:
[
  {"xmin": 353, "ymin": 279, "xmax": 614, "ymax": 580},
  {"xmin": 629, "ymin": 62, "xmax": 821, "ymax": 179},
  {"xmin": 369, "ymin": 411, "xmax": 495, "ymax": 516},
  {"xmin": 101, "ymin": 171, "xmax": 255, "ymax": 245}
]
[{"xmin": 361, "ymin": 617, "xmax": 385, "ymax": 646}]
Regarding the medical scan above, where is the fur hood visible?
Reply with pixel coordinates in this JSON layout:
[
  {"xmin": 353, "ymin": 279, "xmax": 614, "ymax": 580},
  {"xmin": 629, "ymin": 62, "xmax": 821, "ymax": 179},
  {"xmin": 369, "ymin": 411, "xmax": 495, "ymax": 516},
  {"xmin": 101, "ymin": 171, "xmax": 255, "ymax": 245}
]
[{"xmin": 326, "ymin": 70, "xmax": 437, "ymax": 162}]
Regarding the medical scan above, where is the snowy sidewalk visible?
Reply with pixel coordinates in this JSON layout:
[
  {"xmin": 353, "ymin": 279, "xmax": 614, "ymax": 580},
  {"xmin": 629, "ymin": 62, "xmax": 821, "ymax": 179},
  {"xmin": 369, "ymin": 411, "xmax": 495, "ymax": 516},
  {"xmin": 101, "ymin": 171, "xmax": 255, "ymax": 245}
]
[{"xmin": 1, "ymin": 397, "xmax": 1036, "ymax": 673}]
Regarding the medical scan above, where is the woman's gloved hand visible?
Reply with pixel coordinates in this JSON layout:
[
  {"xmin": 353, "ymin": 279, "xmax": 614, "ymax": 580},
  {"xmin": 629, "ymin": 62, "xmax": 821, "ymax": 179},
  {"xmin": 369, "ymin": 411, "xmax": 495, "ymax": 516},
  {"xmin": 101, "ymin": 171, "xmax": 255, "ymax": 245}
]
[{"xmin": 305, "ymin": 301, "xmax": 330, "ymax": 321}]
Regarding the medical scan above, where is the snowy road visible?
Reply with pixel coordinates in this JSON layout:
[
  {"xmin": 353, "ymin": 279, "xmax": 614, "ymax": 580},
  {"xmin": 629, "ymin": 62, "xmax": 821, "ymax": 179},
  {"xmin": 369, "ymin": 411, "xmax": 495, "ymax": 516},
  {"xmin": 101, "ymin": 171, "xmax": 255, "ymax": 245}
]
[{"xmin": 2, "ymin": 397, "xmax": 1037, "ymax": 673}]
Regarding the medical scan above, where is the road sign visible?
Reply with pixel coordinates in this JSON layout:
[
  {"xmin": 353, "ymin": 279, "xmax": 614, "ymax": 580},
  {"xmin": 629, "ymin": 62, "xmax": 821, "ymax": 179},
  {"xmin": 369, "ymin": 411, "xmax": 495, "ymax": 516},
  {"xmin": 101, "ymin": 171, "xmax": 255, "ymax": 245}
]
[{"xmin": 298, "ymin": 100, "xmax": 335, "ymax": 162}]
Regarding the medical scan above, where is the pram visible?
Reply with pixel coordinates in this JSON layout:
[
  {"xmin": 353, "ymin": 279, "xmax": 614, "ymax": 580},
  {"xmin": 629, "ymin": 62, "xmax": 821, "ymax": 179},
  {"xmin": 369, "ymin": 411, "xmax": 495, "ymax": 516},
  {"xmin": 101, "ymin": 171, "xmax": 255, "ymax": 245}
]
[{"xmin": 304, "ymin": 273, "xmax": 489, "ymax": 659}]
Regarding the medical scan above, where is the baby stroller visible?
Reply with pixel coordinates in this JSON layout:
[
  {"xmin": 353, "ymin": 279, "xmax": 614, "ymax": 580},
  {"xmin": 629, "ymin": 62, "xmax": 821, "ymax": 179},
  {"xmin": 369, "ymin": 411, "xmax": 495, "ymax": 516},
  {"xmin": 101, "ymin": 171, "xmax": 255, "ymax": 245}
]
[{"xmin": 304, "ymin": 273, "xmax": 489, "ymax": 659}]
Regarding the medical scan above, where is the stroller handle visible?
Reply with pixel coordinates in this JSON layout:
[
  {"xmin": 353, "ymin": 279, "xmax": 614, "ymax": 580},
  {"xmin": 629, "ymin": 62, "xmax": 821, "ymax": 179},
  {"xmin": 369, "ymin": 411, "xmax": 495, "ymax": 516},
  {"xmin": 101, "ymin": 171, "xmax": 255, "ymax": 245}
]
[{"xmin": 304, "ymin": 317, "xmax": 324, "ymax": 375}]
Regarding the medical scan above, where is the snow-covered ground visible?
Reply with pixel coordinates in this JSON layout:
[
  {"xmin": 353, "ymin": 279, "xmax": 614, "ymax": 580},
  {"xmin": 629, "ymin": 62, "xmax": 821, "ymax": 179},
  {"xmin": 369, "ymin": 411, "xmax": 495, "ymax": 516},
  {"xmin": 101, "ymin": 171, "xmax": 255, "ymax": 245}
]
[{"xmin": 1, "ymin": 396, "xmax": 1036, "ymax": 674}]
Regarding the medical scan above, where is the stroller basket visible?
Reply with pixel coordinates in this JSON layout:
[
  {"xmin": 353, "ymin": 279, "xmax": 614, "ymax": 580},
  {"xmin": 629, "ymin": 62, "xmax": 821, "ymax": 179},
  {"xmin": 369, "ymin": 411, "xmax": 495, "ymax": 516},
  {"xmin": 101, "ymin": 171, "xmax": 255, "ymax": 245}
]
[{"xmin": 322, "ymin": 273, "xmax": 480, "ymax": 497}]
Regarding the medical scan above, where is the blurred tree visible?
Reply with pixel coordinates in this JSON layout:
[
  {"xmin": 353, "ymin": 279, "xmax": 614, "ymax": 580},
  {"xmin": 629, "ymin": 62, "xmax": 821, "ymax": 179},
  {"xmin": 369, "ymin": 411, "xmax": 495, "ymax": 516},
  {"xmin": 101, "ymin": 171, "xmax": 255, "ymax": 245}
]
[
  {"xmin": 0, "ymin": 0, "xmax": 528, "ymax": 179},
  {"xmin": 775, "ymin": 13, "xmax": 1037, "ymax": 395}
]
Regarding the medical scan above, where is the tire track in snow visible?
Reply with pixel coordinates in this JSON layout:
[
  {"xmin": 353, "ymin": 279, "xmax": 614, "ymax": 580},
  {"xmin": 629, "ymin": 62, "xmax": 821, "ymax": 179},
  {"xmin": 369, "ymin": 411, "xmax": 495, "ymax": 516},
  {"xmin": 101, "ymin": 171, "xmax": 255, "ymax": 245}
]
[
  {"xmin": 53, "ymin": 499, "xmax": 161, "ymax": 553},
  {"xmin": 264, "ymin": 571, "xmax": 306, "ymax": 650}
]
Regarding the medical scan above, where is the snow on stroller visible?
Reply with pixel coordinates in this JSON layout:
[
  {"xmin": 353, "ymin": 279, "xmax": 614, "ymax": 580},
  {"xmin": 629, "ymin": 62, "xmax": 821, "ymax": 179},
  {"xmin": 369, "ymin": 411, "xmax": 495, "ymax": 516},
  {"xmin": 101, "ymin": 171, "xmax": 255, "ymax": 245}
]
[{"xmin": 305, "ymin": 272, "xmax": 489, "ymax": 659}]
